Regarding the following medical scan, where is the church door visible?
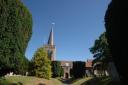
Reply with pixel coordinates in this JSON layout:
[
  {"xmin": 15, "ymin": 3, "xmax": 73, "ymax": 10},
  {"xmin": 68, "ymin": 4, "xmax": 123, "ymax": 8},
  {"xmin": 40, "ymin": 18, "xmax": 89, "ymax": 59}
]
[{"xmin": 65, "ymin": 73, "xmax": 69, "ymax": 79}]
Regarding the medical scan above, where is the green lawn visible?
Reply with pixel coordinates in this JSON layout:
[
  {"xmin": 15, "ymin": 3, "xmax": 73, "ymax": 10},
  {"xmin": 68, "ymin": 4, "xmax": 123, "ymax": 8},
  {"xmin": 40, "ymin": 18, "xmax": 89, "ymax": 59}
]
[
  {"xmin": 71, "ymin": 77, "xmax": 92, "ymax": 85},
  {"xmin": 0, "ymin": 76, "xmax": 120, "ymax": 85},
  {"xmin": 80, "ymin": 77, "xmax": 121, "ymax": 85},
  {"xmin": 0, "ymin": 76, "xmax": 62, "ymax": 85}
]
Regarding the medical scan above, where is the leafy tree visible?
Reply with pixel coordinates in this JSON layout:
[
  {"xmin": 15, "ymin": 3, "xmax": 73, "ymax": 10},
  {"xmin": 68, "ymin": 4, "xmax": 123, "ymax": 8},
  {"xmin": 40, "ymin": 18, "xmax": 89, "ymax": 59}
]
[
  {"xmin": 0, "ymin": 0, "xmax": 32, "ymax": 76},
  {"xmin": 32, "ymin": 47, "xmax": 52, "ymax": 79},
  {"xmin": 90, "ymin": 32, "xmax": 112, "ymax": 75},
  {"xmin": 51, "ymin": 61, "xmax": 64, "ymax": 77}
]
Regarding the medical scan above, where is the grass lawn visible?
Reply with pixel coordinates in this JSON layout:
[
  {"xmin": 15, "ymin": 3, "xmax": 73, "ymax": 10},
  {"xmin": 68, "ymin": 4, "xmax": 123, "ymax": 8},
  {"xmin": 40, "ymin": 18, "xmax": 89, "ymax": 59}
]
[
  {"xmin": 71, "ymin": 77, "xmax": 93, "ymax": 85},
  {"xmin": 1, "ymin": 76, "xmax": 120, "ymax": 85},
  {"xmin": 58, "ymin": 76, "xmax": 121, "ymax": 85},
  {"xmin": 80, "ymin": 76, "xmax": 121, "ymax": 85},
  {"xmin": 0, "ymin": 76, "xmax": 62, "ymax": 85}
]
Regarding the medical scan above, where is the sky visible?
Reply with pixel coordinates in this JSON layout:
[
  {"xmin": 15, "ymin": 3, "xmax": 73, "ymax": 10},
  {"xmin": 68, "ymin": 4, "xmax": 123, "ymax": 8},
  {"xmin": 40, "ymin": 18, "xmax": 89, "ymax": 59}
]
[{"xmin": 22, "ymin": 0, "xmax": 111, "ymax": 61}]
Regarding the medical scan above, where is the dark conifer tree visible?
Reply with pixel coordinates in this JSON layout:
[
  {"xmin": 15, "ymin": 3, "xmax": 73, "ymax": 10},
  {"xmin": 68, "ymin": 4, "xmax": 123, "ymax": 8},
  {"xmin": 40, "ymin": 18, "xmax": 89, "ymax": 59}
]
[{"xmin": 0, "ymin": 0, "xmax": 32, "ymax": 76}]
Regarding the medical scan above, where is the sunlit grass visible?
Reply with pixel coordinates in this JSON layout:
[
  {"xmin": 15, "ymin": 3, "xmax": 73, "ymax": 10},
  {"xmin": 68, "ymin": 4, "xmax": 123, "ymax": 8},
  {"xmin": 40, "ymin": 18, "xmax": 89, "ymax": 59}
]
[
  {"xmin": 1, "ymin": 76, "xmax": 120, "ymax": 85},
  {"xmin": 1, "ymin": 76, "xmax": 62, "ymax": 85}
]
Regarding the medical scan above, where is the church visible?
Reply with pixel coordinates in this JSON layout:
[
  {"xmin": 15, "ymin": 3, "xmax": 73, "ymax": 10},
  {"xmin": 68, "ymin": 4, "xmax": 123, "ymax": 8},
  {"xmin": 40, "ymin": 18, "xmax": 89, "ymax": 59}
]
[
  {"xmin": 43, "ymin": 25, "xmax": 93, "ymax": 79},
  {"xmin": 43, "ymin": 25, "xmax": 73, "ymax": 79}
]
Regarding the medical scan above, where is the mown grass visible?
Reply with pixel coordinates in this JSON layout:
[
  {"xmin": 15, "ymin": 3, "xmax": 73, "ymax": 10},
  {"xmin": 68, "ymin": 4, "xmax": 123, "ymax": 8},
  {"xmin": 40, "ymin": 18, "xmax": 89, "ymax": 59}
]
[
  {"xmin": 0, "ymin": 77, "xmax": 10, "ymax": 85},
  {"xmin": 1, "ymin": 76, "xmax": 120, "ymax": 85},
  {"xmin": 71, "ymin": 77, "xmax": 93, "ymax": 85},
  {"xmin": 0, "ymin": 76, "xmax": 62, "ymax": 85},
  {"xmin": 81, "ymin": 76, "xmax": 121, "ymax": 85}
]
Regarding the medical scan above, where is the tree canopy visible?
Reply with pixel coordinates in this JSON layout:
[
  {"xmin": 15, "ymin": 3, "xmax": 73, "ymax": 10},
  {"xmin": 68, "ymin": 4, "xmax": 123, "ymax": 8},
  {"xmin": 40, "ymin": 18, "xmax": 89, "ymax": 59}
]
[
  {"xmin": 104, "ymin": 1, "xmax": 127, "ymax": 83},
  {"xmin": 0, "ymin": 0, "xmax": 32, "ymax": 76},
  {"xmin": 90, "ymin": 32, "xmax": 112, "ymax": 76},
  {"xmin": 90, "ymin": 32, "xmax": 112, "ymax": 65}
]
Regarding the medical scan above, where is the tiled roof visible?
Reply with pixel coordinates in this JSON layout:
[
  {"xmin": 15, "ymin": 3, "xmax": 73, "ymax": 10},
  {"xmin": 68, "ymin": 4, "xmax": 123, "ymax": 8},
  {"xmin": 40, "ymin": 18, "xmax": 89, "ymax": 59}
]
[{"xmin": 85, "ymin": 59, "xmax": 93, "ymax": 68}]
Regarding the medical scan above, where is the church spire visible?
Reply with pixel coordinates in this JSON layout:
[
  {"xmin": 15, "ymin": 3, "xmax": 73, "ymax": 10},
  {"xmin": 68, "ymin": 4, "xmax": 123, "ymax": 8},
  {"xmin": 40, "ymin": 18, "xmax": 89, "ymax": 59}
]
[{"xmin": 48, "ymin": 23, "xmax": 54, "ymax": 45}]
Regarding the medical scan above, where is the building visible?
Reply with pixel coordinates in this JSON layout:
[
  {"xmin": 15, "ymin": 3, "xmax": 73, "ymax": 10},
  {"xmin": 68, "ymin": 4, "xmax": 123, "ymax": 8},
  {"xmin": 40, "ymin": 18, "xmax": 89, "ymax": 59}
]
[
  {"xmin": 44, "ymin": 25, "xmax": 89, "ymax": 79},
  {"xmin": 43, "ymin": 25, "xmax": 73, "ymax": 79},
  {"xmin": 43, "ymin": 24, "xmax": 119, "ymax": 81},
  {"xmin": 60, "ymin": 61, "xmax": 73, "ymax": 79},
  {"xmin": 43, "ymin": 27, "xmax": 56, "ymax": 61},
  {"xmin": 85, "ymin": 59, "xmax": 93, "ymax": 77}
]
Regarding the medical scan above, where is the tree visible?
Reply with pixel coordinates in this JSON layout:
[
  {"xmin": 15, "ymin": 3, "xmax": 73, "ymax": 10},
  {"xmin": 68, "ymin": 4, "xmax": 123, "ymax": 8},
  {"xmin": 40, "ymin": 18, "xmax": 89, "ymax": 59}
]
[
  {"xmin": 28, "ymin": 60, "xmax": 35, "ymax": 76},
  {"xmin": 72, "ymin": 61, "xmax": 85, "ymax": 78},
  {"xmin": 0, "ymin": 0, "xmax": 32, "ymax": 76},
  {"xmin": 90, "ymin": 32, "xmax": 112, "ymax": 76},
  {"xmin": 105, "ymin": 0, "xmax": 128, "ymax": 84},
  {"xmin": 51, "ymin": 61, "xmax": 64, "ymax": 78},
  {"xmin": 32, "ymin": 47, "xmax": 52, "ymax": 79},
  {"xmin": 60, "ymin": 67, "xmax": 64, "ymax": 77}
]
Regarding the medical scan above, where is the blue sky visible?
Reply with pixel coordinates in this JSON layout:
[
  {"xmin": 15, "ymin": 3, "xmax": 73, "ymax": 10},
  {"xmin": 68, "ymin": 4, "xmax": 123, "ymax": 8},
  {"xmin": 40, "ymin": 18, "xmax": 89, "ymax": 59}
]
[{"xmin": 22, "ymin": 0, "xmax": 111, "ymax": 61}]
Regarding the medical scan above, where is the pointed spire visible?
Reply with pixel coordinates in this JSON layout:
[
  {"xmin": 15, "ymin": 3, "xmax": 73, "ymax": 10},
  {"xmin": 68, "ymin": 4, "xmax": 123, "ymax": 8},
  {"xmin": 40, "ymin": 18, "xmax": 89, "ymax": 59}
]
[{"xmin": 48, "ymin": 23, "xmax": 54, "ymax": 45}]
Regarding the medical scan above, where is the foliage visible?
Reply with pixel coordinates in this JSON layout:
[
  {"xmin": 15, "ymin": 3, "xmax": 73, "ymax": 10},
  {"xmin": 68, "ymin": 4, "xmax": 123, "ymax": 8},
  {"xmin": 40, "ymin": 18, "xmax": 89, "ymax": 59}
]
[
  {"xmin": 51, "ymin": 61, "xmax": 64, "ymax": 78},
  {"xmin": 28, "ymin": 60, "xmax": 35, "ymax": 76},
  {"xmin": 32, "ymin": 47, "xmax": 52, "ymax": 79},
  {"xmin": 104, "ymin": 1, "xmax": 128, "ymax": 84},
  {"xmin": 0, "ymin": 0, "xmax": 32, "ymax": 76},
  {"xmin": 90, "ymin": 32, "xmax": 112, "ymax": 65},
  {"xmin": 60, "ymin": 66, "xmax": 64, "ymax": 77},
  {"xmin": 90, "ymin": 32, "xmax": 112, "ymax": 76},
  {"xmin": 72, "ymin": 61, "xmax": 85, "ymax": 78},
  {"xmin": 70, "ymin": 68, "xmax": 73, "ymax": 77}
]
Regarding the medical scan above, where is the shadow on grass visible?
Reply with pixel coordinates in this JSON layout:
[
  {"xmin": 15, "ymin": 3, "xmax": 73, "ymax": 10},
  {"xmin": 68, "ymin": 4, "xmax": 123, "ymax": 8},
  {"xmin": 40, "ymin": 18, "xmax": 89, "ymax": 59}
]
[
  {"xmin": 11, "ymin": 82, "xmax": 46, "ymax": 85},
  {"xmin": 9, "ymin": 82, "xmax": 23, "ymax": 85},
  {"xmin": 58, "ymin": 78, "xmax": 75, "ymax": 84},
  {"xmin": 81, "ymin": 77, "xmax": 121, "ymax": 85},
  {"xmin": 10, "ymin": 82, "xmax": 23, "ymax": 85},
  {"xmin": 0, "ymin": 78, "xmax": 10, "ymax": 85},
  {"xmin": 38, "ymin": 83, "xmax": 46, "ymax": 85},
  {"xmin": 81, "ymin": 77, "xmax": 99, "ymax": 85}
]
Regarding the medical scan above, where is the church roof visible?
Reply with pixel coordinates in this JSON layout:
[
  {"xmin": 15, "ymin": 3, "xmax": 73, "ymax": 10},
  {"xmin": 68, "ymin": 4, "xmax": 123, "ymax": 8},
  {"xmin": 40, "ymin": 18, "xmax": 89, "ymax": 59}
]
[{"xmin": 85, "ymin": 59, "xmax": 93, "ymax": 68}]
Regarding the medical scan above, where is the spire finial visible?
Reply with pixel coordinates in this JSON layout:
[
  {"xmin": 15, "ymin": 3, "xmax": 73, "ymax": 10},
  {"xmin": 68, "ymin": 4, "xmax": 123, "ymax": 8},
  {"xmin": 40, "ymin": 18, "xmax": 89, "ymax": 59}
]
[
  {"xmin": 51, "ymin": 22, "xmax": 55, "ymax": 29},
  {"xmin": 52, "ymin": 22, "xmax": 55, "ymax": 25}
]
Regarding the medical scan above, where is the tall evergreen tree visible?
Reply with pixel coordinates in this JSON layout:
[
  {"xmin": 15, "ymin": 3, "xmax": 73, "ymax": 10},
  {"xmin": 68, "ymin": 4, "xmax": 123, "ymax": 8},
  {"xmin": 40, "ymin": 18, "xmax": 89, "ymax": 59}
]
[
  {"xmin": 72, "ymin": 61, "xmax": 85, "ymax": 78},
  {"xmin": 0, "ymin": 0, "xmax": 32, "ymax": 76},
  {"xmin": 51, "ymin": 61, "xmax": 64, "ymax": 77},
  {"xmin": 105, "ymin": 0, "xmax": 128, "ymax": 84},
  {"xmin": 32, "ymin": 47, "xmax": 52, "ymax": 79}
]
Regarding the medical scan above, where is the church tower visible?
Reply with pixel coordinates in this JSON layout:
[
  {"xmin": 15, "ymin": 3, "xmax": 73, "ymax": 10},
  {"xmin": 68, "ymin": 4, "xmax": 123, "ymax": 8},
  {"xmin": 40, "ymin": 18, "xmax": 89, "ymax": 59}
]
[{"xmin": 44, "ymin": 24, "xmax": 56, "ymax": 61}]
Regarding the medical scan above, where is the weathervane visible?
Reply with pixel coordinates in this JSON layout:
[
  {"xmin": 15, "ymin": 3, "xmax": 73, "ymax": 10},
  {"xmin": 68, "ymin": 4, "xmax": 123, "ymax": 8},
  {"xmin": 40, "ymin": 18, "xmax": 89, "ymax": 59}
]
[
  {"xmin": 52, "ymin": 22, "xmax": 55, "ymax": 25},
  {"xmin": 51, "ymin": 22, "xmax": 55, "ymax": 28}
]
